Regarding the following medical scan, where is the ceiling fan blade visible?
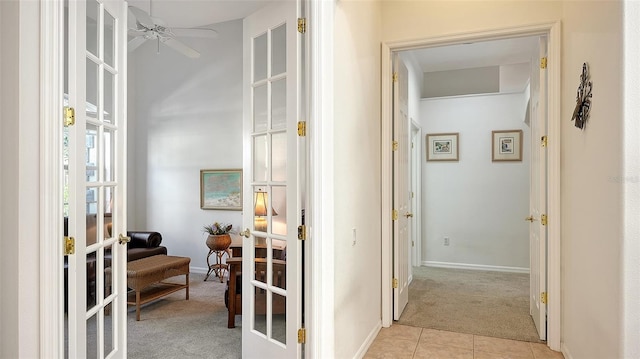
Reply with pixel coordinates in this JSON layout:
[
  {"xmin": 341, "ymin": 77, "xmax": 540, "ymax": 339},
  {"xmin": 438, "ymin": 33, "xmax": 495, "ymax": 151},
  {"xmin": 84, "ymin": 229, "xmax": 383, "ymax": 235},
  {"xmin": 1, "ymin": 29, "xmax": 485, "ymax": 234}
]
[
  {"xmin": 128, "ymin": 36, "xmax": 148, "ymax": 52},
  {"xmin": 171, "ymin": 27, "xmax": 218, "ymax": 39},
  {"xmin": 128, "ymin": 6, "xmax": 155, "ymax": 30},
  {"xmin": 161, "ymin": 38, "xmax": 200, "ymax": 59}
]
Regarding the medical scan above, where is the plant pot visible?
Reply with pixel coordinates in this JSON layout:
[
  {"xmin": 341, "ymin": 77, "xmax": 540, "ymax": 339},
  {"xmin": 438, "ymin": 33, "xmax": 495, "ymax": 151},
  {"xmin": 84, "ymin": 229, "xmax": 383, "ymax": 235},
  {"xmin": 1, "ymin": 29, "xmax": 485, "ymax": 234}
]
[{"xmin": 206, "ymin": 234, "xmax": 232, "ymax": 251}]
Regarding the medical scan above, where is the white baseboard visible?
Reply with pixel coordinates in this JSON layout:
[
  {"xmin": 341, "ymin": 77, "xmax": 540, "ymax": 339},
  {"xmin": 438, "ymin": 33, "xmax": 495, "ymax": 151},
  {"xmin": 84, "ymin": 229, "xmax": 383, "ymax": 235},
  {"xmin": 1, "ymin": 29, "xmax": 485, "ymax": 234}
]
[
  {"xmin": 354, "ymin": 321, "xmax": 382, "ymax": 359},
  {"xmin": 561, "ymin": 343, "xmax": 573, "ymax": 359},
  {"xmin": 422, "ymin": 261, "xmax": 530, "ymax": 274},
  {"xmin": 190, "ymin": 266, "xmax": 208, "ymax": 275}
]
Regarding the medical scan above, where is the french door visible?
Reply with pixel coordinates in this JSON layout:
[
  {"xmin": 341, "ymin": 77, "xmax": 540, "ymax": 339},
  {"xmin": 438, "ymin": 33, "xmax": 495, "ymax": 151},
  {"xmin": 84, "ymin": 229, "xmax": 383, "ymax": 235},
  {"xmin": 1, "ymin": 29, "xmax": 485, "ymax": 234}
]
[
  {"xmin": 66, "ymin": 0, "xmax": 128, "ymax": 357},
  {"xmin": 242, "ymin": 1, "xmax": 303, "ymax": 357}
]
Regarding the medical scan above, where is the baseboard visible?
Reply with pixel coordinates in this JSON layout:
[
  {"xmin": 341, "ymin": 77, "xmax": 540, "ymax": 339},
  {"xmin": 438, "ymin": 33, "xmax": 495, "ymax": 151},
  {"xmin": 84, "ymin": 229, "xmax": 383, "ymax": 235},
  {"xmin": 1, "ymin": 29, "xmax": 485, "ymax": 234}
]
[
  {"xmin": 190, "ymin": 266, "xmax": 208, "ymax": 275},
  {"xmin": 561, "ymin": 343, "xmax": 574, "ymax": 359},
  {"xmin": 422, "ymin": 261, "xmax": 530, "ymax": 274},
  {"xmin": 354, "ymin": 321, "xmax": 382, "ymax": 359}
]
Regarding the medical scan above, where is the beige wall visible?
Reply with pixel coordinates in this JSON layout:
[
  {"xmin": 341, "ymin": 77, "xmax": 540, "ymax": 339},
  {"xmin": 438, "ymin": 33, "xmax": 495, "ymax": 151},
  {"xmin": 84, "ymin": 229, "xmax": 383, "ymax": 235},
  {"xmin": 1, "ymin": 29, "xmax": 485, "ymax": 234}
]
[
  {"xmin": 333, "ymin": 0, "xmax": 383, "ymax": 357},
  {"xmin": 382, "ymin": 1, "xmax": 628, "ymax": 357}
]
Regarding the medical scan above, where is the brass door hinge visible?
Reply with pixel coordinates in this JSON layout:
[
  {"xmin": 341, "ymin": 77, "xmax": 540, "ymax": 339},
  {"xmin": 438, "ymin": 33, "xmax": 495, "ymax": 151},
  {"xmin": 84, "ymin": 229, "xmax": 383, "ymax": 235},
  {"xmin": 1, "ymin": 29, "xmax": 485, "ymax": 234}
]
[
  {"xmin": 392, "ymin": 72, "xmax": 398, "ymax": 83},
  {"xmin": 392, "ymin": 141, "xmax": 399, "ymax": 151},
  {"xmin": 65, "ymin": 236, "xmax": 75, "ymax": 255},
  {"xmin": 540, "ymin": 57, "xmax": 548, "ymax": 69},
  {"xmin": 541, "ymin": 292, "xmax": 548, "ymax": 304},
  {"xmin": 541, "ymin": 136, "xmax": 548, "ymax": 147},
  {"xmin": 297, "ymin": 121, "xmax": 306, "ymax": 137},
  {"xmin": 297, "ymin": 225, "xmax": 307, "ymax": 240},
  {"xmin": 392, "ymin": 209, "xmax": 398, "ymax": 221},
  {"xmin": 297, "ymin": 18, "xmax": 307, "ymax": 34},
  {"xmin": 541, "ymin": 214, "xmax": 548, "ymax": 226},
  {"xmin": 392, "ymin": 278, "xmax": 398, "ymax": 288},
  {"xmin": 63, "ymin": 106, "xmax": 76, "ymax": 127},
  {"xmin": 297, "ymin": 328, "xmax": 306, "ymax": 343}
]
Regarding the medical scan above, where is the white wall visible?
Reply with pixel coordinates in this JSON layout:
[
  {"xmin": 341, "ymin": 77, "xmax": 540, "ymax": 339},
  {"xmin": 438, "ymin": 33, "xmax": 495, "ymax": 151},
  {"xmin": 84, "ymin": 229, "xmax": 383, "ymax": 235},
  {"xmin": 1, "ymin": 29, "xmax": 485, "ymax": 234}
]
[
  {"xmin": 333, "ymin": 1, "xmax": 383, "ymax": 358},
  {"xmin": 382, "ymin": 1, "xmax": 636, "ymax": 357},
  {"xmin": 128, "ymin": 19, "xmax": 243, "ymax": 271},
  {"xmin": 420, "ymin": 93, "xmax": 530, "ymax": 270}
]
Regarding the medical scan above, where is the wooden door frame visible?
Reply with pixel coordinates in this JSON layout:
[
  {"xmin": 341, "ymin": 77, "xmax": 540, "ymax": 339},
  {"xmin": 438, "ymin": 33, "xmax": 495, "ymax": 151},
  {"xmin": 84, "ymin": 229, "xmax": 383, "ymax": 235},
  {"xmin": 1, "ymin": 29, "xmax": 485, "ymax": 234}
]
[{"xmin": 381, "ymin": 21, "xmax": 562, "ymax": 351}]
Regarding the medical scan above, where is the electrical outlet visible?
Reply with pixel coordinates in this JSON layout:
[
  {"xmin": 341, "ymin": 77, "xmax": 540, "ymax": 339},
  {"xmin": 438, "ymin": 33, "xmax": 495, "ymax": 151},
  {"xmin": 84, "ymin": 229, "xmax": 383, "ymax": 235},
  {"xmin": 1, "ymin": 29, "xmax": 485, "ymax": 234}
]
[{"xmin": 444, "ymin": 237, "xmax": 450, "ymax": 246}]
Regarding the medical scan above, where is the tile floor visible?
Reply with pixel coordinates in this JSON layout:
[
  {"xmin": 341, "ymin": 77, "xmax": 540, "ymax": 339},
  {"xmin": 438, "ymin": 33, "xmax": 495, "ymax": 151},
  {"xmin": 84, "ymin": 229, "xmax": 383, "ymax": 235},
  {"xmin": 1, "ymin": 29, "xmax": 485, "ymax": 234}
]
[{"xmin": 364, "ymin": 325, "xmax": 565, "ymax": 359}]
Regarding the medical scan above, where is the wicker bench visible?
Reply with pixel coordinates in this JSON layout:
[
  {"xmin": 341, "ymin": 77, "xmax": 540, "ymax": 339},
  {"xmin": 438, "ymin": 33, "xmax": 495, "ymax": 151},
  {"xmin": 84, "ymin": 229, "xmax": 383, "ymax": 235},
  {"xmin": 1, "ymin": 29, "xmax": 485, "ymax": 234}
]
[{"xmin": 119, "ymin": 255, "xmax": 190, "ymax": 321}]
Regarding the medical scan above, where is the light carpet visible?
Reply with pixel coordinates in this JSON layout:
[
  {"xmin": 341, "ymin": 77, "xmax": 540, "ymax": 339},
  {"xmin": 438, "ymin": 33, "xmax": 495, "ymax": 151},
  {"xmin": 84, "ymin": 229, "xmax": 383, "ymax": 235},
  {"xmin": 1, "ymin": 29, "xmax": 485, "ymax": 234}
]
[
  {"xmin": 127, "ymin": 272, "xmax": 241, "ymax": 359},
  {"xmin": 397, "ymin": 266, "xmax": 543, "ymax": 343}
]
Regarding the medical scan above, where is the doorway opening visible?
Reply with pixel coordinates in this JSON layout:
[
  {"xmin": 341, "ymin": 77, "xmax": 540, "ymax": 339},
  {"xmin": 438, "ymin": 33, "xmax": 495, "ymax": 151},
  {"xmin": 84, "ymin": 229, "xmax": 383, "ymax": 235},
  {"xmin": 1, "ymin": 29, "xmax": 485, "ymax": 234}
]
[{"xmin": 382, "ymin": 24, "xmax": 559, "ymax": 350}]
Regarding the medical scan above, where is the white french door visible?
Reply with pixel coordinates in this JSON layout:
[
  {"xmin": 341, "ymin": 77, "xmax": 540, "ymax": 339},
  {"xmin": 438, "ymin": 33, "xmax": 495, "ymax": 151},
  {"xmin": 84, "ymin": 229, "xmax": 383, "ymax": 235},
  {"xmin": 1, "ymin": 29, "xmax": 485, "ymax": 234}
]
[
  {"xmin": 392, "ymin": 54, "xmax": 410, "ymax": 320},
  {"xmin": 529, "ymin": 36, "xmax": 548, "ymax": 341},
  {"xmin": 242, "ymin": 1, "xmax": 302, "ymax": 357},
  {"xmin": 66, "ymin": 0, "xmax": 128, "ymax": 357}
]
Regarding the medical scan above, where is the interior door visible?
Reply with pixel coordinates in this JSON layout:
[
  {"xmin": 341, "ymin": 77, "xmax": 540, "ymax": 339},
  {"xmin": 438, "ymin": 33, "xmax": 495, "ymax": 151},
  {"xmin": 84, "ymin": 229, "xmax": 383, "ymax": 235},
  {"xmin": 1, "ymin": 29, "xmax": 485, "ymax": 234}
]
[
  {"xmin": 242, "ymin": 1, "xmax": 302, "ymax": 357},
  {"xmin": 66, "ymin": 0, "xmax": 129, "ymax": 357},
  {"xmin": 393, "ymin": 54, "xmax": 410, "ymax": 320},
  {"xmin": 528, "ymin": 36, "xmax": 548, "ymax": 340}
]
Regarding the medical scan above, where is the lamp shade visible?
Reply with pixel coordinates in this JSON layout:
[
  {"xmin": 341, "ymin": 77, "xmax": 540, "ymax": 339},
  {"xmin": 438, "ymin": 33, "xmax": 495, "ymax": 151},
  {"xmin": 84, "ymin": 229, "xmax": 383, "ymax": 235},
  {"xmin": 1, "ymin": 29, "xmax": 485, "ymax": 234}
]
[{"xmin": 254, "ymin": 191, "xmax": 268, "ymax": 216}]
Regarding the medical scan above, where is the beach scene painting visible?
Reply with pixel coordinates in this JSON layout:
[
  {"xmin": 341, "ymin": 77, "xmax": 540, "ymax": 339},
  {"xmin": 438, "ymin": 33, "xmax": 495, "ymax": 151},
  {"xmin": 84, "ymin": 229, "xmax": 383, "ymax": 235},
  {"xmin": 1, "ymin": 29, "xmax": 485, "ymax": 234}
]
[{"xmin": 200, "ymin": 169, "xmax": 242, "ymax": 210}]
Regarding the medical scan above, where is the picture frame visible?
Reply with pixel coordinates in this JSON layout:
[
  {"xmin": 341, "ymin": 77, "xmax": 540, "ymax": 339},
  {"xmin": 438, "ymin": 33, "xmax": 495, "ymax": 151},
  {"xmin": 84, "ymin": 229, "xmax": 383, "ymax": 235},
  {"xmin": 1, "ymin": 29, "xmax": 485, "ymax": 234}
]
[
  {"xmin": 492, "ymin": 130, "xmax": 523, "ymax": 162},
  {"xmin": 426, "ymin": 133, "xmax": 459, "ymax": 161},
  {"xmin": 200, "ymin": 169, "xmax": 243, "ymax": 210}
]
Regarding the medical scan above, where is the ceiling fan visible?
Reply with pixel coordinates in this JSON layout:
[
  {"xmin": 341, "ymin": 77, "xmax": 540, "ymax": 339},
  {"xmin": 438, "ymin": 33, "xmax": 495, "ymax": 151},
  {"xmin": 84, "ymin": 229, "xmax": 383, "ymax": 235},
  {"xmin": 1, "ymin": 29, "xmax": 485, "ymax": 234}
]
[{"xmin": 127, "ymin": 3, "xmax": 218, "ymax": 59}]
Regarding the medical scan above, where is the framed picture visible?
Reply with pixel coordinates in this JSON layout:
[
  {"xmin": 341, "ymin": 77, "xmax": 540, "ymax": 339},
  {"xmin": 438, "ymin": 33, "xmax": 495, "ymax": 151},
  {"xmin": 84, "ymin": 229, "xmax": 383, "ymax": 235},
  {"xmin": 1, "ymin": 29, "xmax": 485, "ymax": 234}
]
[
  {"xmin": 492, "ymin": 130, "xmax": 523, "ymax": 162},
  {"xmin": 200, "ymin": 169, "xmax": 243, "ymax": 210},
  {"xmin": 426, "ymin": 133, "xmax": 459, "ymax": 161}
]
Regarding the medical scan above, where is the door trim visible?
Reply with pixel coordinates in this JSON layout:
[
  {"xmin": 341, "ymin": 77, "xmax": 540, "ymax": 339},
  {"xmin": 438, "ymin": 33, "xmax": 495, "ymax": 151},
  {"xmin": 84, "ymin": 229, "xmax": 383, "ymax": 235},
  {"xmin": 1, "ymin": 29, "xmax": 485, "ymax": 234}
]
[
  {"xmin": 40, "ymin": 0, "xmax": 65, "ymax": 356},
  {"xmin": 381, "ymin": 21, "xmax": 562, "ymax": 351}
]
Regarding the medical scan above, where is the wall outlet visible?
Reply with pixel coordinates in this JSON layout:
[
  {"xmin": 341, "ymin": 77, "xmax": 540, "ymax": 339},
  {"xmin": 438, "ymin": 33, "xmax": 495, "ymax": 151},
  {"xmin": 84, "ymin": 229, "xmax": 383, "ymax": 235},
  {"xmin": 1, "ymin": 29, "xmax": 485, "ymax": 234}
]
[{"xmin": 444, "ymin": 237, "xmax": 450, "ymax": 246}]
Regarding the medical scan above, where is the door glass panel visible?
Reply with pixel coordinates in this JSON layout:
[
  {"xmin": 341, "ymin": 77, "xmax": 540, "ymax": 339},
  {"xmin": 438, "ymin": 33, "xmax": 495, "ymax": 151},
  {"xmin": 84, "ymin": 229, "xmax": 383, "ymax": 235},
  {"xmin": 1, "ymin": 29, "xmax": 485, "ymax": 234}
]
[
  {"xmin": 103, "ymin": 70, "xmax": 114, "ymax": 123},
  {"xmin": 273, "ymin": 260, "xmax": 286, "ymax": 290},
  {"xmin": 271, "ymin": 79, "xmax": 286, "ymax": 130},
  {"xmin": 86, "ymin": 312, "xmax": 98, "ymax": 359},
  {"xmin": 254, "ymin": 84, "xmax": 268, "ymax": 132},
  {"xmin": 253, "ymin": 187, "xmax": 269, "ymax": 233},
  {"xmin": 103, "ymin": 247, "xmax": 112, "ymax": 300},
  {"xmin": 104, "ymin": 301, "xmax": 114, "ymax": 356},
  {"xmin": 86, "ymin": 189, "xmax": 99, "ymax": 245},
  {"xmin": 272, "ymin": 186, "xmax": 287, "ymax": 236},
  {"xmin": 253, "ymin": 33, "xmax": 267, "ymax": 81},
  {"xmin": 254, "ymin": 284, "xmax": 267, "ymax": 336},
  {"xmin": 255, "ymin": 256, "xmax": 268, "ymax": 286},
  {"xmin": 103, "ymin": 187, "xmax": 113, "ymax": 238},
  {"xmin": 86, "ymin": 124, "xmax": 99, "ymax": 182},
  {"xmin": 104, "ymin": 128, "xmax": 115, "ymax": 182},
  {"xmin": 86, "ymin": 250, "xmax": 98, "ymax": 310},
  {"xmin": 271, "ymin": 132, "xmax": 286, "ymax": 182},
  {"xmin": 86, "ymin": 0, "xmax": 99, "ymax": 57},
  {"xmin": 253, "ymin": 135, "xmax": 268, "ymax": 182},
  {"xmin": 271, "ymin": 24, "xmax": 286, "ymax": 76},
  {"xmin": 104, "ymin": 10, "xmax": 115, "ymax": 67},
  {"xmin": 86, "ymin": 59, "xmax": 99, "ymax": 119},
  {"xmin": 272, "ymin": 293, "xmax": 287, "ymax": 344}
]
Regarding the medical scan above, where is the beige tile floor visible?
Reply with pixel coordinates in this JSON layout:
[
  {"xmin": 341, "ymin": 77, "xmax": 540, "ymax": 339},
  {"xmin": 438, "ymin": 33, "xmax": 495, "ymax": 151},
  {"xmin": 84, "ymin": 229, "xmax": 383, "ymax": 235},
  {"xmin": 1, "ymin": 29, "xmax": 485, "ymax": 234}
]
[{"xmin": 364, "ymin": 325, "xmax": 565, "ymax": 359}]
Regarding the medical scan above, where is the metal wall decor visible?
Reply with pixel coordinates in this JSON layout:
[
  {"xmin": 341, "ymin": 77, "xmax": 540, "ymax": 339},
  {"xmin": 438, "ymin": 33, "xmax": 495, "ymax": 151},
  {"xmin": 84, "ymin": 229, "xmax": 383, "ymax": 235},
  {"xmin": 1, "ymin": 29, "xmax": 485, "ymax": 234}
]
[{"xmin": 571, "ymin": 62, "xmax": 593, "ymax": 130}]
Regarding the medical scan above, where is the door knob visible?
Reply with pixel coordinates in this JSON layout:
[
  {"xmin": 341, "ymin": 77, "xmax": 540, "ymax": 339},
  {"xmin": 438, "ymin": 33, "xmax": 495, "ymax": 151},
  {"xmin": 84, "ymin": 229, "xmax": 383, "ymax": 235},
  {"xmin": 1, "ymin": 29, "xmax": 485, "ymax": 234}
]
[
  {"xmin": 525, "ymin": 216, "xmax": 537, "ymax": 222},
  {"xmin": 404, "ymin": 213, "xmax": 414, "ymax": 218},
  {"xmin": 118, "ymin": 233, "xmax": 131, "ymax": 245},
  {"xmin": 239, "ymin": 228, "xmax": 251, "ymax": 238}
]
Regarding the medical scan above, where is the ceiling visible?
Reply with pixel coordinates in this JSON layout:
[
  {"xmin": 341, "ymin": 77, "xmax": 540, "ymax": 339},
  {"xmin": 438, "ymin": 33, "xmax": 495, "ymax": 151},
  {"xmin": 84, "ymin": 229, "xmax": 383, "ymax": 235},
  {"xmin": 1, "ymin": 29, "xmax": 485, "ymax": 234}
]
[
  {"xmin": 126, "ymin": 0, "xmax": 270, "ymax": 28},
  {"xmin": 407, "ymin": 36, "xmax": 540, "ymax": 73}
]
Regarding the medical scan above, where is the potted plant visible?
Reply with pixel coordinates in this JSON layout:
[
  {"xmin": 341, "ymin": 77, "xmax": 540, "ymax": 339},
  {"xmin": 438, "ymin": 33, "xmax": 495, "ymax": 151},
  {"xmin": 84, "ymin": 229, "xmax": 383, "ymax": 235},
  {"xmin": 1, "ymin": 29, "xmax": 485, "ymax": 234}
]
[{"xmin": 203, "ymin": 222, "xmax": 234, "ymax": 251}]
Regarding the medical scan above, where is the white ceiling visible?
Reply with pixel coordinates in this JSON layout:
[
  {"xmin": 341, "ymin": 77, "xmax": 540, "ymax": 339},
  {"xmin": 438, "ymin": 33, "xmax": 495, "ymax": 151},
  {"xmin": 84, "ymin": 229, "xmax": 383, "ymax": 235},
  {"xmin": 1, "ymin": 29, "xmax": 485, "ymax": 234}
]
[
  {"xmin": 127, "ymin": 0, "xmax": 270, "ymax": 28},
  {"xmin": 408, "ymin": 36, "xmax": 540, "ymax": 73}
]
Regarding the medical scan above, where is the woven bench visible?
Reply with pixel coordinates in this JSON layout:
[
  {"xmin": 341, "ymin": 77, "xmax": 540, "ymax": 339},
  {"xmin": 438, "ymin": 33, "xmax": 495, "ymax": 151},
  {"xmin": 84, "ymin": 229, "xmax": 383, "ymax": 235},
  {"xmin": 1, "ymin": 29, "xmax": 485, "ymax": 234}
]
[{"xmin": 121, "ymin": 255, "xmax": 190, "ymax": 321}]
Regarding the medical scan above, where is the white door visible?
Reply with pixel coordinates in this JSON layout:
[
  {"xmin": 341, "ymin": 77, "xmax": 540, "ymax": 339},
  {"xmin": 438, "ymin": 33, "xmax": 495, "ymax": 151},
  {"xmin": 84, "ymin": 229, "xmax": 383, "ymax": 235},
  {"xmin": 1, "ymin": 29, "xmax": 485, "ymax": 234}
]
[
  {"xmin": 528, "ymin": 36, "xmax": 548, "ymax": 340},
  {"xmin": 66, "ymin": 0, "xmax": 129, "ymax": 357},
  {"xmin": 393, "ymin": 54, "xmax": 410, "ymax": 320},
  {"xmin": 242, "ymin": 1, "xmax": 302, "ymax": 357}
]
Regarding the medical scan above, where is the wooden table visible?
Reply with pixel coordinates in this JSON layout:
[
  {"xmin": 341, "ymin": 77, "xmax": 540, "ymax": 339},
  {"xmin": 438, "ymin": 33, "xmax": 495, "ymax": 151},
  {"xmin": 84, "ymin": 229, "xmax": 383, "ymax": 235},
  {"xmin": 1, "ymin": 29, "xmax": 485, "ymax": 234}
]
[{"xmin": 107, "ymin": 255, "xmax": 190, "ymax": 321}]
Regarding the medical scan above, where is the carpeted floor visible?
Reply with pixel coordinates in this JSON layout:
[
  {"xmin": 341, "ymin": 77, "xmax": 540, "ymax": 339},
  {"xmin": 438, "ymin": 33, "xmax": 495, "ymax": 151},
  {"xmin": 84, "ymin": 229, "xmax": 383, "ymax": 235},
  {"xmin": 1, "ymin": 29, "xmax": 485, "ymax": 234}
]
[
  {"xmin": 127, "ymin": 272, "xmax": 241, "ymax": 359},
  {"xmin": 397, "ymin": 266, "xmax": 543, "ymax": 343}
]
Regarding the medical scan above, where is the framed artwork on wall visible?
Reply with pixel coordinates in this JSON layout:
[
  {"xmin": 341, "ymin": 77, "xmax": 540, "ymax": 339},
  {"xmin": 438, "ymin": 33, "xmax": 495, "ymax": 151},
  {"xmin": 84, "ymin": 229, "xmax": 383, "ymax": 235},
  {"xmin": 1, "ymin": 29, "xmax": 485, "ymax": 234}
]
[
  {"xmin": 426, "ymin": 133, "xmax": 459, "ymax": 161},
  {"xmin": 492, "ymin": 130, "xmax": 523, "ymax": 162},
  {"xmin": 200, "ymin": 169, "xmax": 243, "ymax": 210}
]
